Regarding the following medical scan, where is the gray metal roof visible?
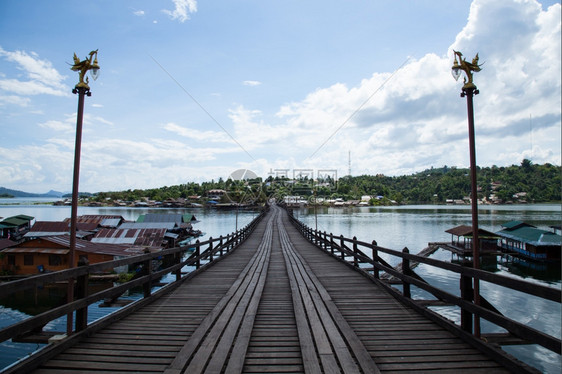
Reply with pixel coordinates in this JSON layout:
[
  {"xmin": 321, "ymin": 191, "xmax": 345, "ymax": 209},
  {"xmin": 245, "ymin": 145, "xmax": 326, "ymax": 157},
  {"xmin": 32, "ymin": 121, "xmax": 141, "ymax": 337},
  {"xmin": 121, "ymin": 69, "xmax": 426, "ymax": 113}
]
[{"xmin": 119, "ymin": 222, "xmax": 175, "ymax": 230}]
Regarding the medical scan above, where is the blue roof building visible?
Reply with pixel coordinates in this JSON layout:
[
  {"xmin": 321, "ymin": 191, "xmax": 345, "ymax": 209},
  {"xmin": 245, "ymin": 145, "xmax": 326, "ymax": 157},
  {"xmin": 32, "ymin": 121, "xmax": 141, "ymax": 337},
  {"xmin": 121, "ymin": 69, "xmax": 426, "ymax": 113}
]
[{"xmin": 497, "ymin": 221, "xmax": 561, "ymax": 261}]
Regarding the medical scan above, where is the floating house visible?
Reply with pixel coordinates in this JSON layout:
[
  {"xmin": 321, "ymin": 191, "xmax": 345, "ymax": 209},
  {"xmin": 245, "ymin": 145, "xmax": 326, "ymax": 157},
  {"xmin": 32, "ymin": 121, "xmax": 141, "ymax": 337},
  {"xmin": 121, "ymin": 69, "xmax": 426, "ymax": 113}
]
[
  {"xmin": 496, "ymin": 221, "xmax": 561, "ymax": 261},
  {"xmin": 444, "ymin": 225, "xmax": 500, "ymax": 255},
  {"xmin": 0, "ymin": 215, "xmax": 34, "ymax": 241},
  {"xmin": 0, "ymin": 236, "xmax": 138, "ymax": 275}
]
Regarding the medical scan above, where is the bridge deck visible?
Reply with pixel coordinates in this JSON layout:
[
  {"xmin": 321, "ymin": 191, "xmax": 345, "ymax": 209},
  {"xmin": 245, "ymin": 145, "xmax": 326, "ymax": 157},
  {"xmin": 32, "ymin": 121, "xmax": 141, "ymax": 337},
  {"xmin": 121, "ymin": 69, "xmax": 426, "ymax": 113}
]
[{"xmin": 30, "ymin": 206, "xmax": 510, "ymax": 373}]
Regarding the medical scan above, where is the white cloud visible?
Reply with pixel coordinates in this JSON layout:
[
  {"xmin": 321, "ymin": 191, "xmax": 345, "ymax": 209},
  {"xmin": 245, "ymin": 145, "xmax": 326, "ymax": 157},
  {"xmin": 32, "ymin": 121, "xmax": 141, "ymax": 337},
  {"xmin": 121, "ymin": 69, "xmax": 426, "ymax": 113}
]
[
  {"xmin": 162, "ymin": 0, "xmax": 197, "ymax": 23},
  {"xmin": 268, "ymin": 0, "xmax": 561, "ymax": 176},
  {"xmin": 0, "ymin": 95, "xmax": 31, "ymax": 106},
  {"xmin": 163, "ymin": 122, "xmax": 234, "ymax": 143},
  {"xmin": 133, "ymin": 10, "xmax": 145, "ymax": 16},
  {"xmin": 39, "ymin": 120, "xmax": 74, "ymax": 133},
  {"xmin": 243, "ymin": 80, "xmax": 262, "ymax": 86},
  {"xmin": 0, "ymin": 47, "xmax": 68, "ymax": 97}
]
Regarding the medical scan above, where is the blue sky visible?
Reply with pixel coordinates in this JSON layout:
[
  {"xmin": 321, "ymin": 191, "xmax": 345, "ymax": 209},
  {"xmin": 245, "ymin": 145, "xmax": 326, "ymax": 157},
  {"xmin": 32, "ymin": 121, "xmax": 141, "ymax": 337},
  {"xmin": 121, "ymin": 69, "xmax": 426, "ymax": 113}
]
[{"xmin": 0, "ymin": 0, "xmax": 560, "ymax": 193}]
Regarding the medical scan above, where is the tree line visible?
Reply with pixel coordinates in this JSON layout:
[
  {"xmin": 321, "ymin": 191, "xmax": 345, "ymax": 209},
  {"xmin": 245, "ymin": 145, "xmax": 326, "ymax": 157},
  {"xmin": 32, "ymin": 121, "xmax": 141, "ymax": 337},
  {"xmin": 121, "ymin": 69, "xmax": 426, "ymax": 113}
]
[{"xmin": 91, "ymin": 160, "xmax": 560, "ymax": 205}]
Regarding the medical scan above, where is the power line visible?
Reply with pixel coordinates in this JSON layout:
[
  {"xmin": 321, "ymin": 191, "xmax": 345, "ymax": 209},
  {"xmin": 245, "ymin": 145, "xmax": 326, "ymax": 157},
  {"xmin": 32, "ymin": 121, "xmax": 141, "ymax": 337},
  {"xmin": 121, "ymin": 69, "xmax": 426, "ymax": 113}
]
[
  {"xmin": 307, "ymin": 57, "xmax": 411, "ymax": 160},
  {"xmin": 149, "ymin": 54, "xmax": 256, "ymax": 162}
]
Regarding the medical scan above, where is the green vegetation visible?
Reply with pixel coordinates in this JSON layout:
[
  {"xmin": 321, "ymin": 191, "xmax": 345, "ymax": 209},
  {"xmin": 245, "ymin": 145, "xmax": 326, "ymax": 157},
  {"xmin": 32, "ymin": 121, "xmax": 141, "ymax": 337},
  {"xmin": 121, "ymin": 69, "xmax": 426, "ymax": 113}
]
[
  {"xmin": 333, "ymin": 160, "xmax": 560, "ymax": 204},
  {"xmin": 90, "ymin": 160, "xmax": 560, "ymax": 205},
  {"xmin": 116, "ymin": 272, "xmax": 136, "ymax": 283}
]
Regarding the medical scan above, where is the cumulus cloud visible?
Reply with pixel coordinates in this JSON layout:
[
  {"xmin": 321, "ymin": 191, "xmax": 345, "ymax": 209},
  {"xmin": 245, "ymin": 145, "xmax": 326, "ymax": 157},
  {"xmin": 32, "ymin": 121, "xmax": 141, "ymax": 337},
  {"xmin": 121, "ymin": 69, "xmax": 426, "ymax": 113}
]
[
  {"xmin": 162, "ymin": 0, "xmax": 197, "ymax": 22},
  {"xmin": 269, "ymin": 0, "xmax": 560, "ymax": 176},
  {"xmin": 0, "ymin": 47, "xmax": 69, "ymax": 97}
]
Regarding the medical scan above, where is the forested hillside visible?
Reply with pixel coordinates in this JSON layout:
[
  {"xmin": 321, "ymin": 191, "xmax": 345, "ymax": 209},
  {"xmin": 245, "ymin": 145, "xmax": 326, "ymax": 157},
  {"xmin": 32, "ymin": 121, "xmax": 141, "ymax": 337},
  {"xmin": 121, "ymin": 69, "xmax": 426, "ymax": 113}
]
[
  {"xmin": 334, "ymin": 160, "xmax": 560, "ymax": 204},
  {"xmin": 91, "ymin": 160, "xmax": 560, "ymax": 205}
]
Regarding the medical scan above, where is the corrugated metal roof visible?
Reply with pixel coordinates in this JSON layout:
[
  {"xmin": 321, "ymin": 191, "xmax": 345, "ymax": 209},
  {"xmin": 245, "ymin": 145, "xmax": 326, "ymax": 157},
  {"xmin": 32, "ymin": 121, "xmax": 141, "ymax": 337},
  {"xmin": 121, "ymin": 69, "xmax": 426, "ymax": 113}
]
[
  {"xmin": 24, "ymin": 231, "xmax": 68, "ymax": 238},
  {"xmin": 445, "ymin": 225, "xmax": 499, "ymax": 238},
  {"xmin": 44, "ymin": 236, "xmax": 137, "ymax": 256},
  {"xmin": 0, "ymin": 238, "xmax": 17, "ymax": 250},
  {"xmin": 1, "ymin": 217, "xmax": 30, "ymax": 226},
  {"xmin": 136, "ymin": 214, "xmax": 191, "ymax": 224},
  {"xmin": 120, "ymin": 222, "xmax": 175, "ymax": 229},
  {"xmin": 1, "ymin": 236, "xmax": 140, "ymax": 257},
  {"xmin": 501, "ymin": 221, "xmax": 534, "ymax": 230},
  {"xmin": 497, "ymin": 226, "xmax": 562, "ymax": 246},
  {"xmin": 63, "ymin": 215, "xmax": 124, "ymax": 225},
  {"xmin": 2, "ymin": 247, "xmax": 69, "ymax": 255},
  {"xmin": 29, "ymin": 221, "xmax": 69, "ymax": 232},
  {"xmin": 100, "ymin": 218, "xmax": 122, "ymax": 227},
  {"xmin": 92, "ymin": 228, "xmax": 167, "ymax": 248},
  {"xmin": 27, "ymin": 221, "xmax": 98, "ymax": 235},
  {"xmin": 14, "ymin": 215, "xmax": 34, "ymax": 220}
]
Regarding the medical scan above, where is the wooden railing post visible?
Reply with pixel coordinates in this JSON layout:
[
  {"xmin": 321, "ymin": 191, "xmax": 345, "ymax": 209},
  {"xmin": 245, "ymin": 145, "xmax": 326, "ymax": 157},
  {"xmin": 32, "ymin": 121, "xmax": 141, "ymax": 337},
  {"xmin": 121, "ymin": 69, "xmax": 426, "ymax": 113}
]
[
  {"xmin": 372, "ymin": 240, "xmax": 379, "ymax": 279},
  {"xmin": 460, "ymin": 274, "xmax": 473, "ymax": 333},
  {"xmin": 330, "ymin": 233, "xmax": 335, "ymax": 255},
  {"xmin": 353, "ymin": 237, "xmax": 358, "ymax": 267},
  {"xmin": 340, "ymin": 235, "xmax": 345, "ymax": 260},
  {"xmin": 219, "ymin": 236, "xmax": 224, "ymax": 257},
  {"xmin": 174, "ymin": 250, "xmax": 181, "ymax": 281},
  {"xmin": 195, "ymin": 240, "xmax": 201, "ymax": 269},
  {"xmin": 208, "ymin": 238, "xmax": 214, "ymax": 263},
  {"xmin": 75, "ymin": 258, "xmax": 89, "ymax": 332},
  {"xmin": 314, "ymin": 230, "xmax": 322, "ymax": 247},
  {"xmin": 143, "ymin": 253, "xmax": 152, "ymax": 298},
  {"xmin": 402, "ymin": 247, "xmax": 411, "ymax": 298}
]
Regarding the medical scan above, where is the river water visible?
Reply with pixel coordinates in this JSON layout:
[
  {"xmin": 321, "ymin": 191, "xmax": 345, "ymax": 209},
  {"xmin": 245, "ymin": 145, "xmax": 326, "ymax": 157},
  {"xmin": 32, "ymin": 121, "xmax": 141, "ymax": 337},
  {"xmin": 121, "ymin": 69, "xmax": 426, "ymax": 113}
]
[{"xmin": 0, "ymin": 199, "xmax": 560, "ymax": 372}]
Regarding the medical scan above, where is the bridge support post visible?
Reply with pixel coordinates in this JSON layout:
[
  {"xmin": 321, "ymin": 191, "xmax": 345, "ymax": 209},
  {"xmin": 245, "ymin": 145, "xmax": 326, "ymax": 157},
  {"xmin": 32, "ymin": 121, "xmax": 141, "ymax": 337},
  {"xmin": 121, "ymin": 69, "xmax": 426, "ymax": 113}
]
[
  {"xmin": 219, "ymin": 236, "xmax": 224, "ymax": 257},
  {"xmin": 330, "ymin": 233, "xmax": 335, "ymax": 255},
  {"xmin": 340, "ymin": 235, "xmax": 345, "ymax": 260},
  {"xmin": 402, "ymin": 247, "xmax": 411, "ymax": 298},
  {"xmin": 460, "ymin": 274, "xmax": 473, "ymax": 333},
  {"xmin": 209, "ymin": 238, "xmax": 214, "ymax": 262},
  {"xmin": 75, "ymin": 258, "xmax": 89, "ymax": 332}
]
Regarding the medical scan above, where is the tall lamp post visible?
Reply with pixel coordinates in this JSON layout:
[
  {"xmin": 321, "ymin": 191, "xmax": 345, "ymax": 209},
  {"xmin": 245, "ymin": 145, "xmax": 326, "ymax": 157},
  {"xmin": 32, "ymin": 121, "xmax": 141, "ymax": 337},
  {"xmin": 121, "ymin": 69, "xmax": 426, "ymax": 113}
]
[
  {"xmin": 451, "ymin": 50, "xmax": 482, "ymax": 337},
  {"xmin": 67, "ymin": 50, "xmax": 100, "ymax": 334}
]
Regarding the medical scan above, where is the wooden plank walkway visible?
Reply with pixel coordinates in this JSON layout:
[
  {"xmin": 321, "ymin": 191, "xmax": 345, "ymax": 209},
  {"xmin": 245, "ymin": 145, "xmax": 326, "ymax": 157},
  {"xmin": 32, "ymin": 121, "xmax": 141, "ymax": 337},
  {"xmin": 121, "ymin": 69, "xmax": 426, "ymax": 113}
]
[{"xmin": 29, "ymin": 205, "xmax": 511, "ymax": 373}]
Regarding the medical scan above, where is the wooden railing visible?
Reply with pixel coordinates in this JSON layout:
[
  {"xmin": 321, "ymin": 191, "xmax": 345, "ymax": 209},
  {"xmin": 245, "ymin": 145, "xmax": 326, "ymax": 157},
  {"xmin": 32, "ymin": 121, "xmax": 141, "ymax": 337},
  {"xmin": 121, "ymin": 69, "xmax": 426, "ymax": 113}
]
[
  {"xmin": 285, "ymin": 207, "xmax": 561, "ymax": 366},
  {"xmin": 0, "ymin": 207, "xmax": 267, "ymax": 348}
]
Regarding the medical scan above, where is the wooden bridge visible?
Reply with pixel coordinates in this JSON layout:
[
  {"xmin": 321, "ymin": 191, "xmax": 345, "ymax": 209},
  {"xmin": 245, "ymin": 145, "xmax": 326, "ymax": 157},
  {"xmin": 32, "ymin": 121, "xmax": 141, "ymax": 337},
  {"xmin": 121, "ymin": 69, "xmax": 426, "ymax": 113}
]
[{"xmin": 1, "ymin": 205, "xmax": 560, "ymax": 373}]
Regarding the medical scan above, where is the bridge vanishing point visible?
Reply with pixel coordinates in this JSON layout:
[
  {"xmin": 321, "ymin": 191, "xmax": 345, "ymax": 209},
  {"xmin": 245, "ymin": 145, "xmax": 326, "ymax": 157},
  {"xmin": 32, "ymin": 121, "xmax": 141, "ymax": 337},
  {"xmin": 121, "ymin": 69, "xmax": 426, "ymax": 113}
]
[{"xmin": 1, "ymin": 204, "xmax": 559, "ymax": 373}]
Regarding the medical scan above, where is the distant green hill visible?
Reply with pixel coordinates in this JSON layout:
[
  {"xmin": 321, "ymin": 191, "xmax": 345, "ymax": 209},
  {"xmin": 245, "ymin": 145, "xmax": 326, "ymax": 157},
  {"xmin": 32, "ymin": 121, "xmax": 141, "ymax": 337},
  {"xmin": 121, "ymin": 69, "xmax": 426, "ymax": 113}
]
[{"xmin": 0, "ymin": 187, "xmax": 65, "ymax": 198}]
